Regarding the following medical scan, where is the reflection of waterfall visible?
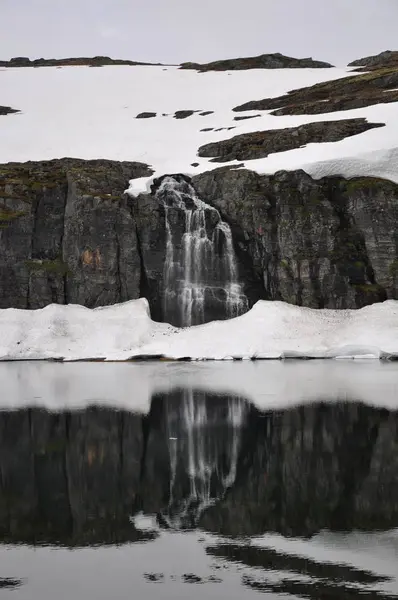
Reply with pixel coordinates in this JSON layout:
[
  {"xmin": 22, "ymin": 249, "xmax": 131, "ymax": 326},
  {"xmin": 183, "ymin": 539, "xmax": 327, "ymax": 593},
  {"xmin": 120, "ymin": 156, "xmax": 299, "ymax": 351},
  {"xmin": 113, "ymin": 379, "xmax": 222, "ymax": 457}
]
[
  {"xmin": 163, "ymin": 390, "xmax": 246, "ymax": 528},
  {"xmin": 155, "ymin": 175, "xmax": 248, "ymax": 327}
]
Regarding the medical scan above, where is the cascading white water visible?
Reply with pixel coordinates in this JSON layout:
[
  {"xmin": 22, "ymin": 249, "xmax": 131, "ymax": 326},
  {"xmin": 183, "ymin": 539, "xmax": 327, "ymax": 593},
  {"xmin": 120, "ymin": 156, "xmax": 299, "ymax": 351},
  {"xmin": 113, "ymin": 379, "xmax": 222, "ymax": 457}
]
[
  {"xmin": 156, "ymin": 175, "xmax": 248, "ymax": 327},
  {"xmin": 164, "ymin": 391, "xmax": 247, "ymax": 528}
]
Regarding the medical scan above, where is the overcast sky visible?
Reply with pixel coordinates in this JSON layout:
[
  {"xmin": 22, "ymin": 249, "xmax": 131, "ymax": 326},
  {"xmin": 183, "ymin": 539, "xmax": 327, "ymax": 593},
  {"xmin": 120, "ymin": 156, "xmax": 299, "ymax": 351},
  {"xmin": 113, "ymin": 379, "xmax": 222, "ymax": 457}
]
[{"xmin": 1, "ymin": 0, "xmax": 397, "ymax": 66}]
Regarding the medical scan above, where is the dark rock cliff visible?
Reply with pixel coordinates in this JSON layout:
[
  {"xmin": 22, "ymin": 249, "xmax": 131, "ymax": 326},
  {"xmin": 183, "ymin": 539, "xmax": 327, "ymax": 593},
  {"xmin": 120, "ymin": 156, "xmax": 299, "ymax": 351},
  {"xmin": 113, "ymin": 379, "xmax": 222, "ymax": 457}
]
[
  {"xmin": 193, "ymin": 168, "xmax": 398, "ymax": 309},
  {"xmin": 0, "ymin": 159, "xmax": 152, "ymax": 309},
  {"xmin": 1, "ymin": 158, "xmax": 398, "ymax": 316}
]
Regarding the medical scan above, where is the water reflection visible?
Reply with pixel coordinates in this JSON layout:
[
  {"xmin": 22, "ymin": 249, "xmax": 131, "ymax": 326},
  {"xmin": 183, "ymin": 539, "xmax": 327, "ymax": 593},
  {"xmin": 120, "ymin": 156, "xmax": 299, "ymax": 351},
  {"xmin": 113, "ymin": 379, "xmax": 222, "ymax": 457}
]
[
  {"xmin": 1, "ymin": 389, "xmax": 398, "ymax": 543},
  {"xmin": 1, "ymin": 363, "xmax": 398, "ymax": 598},
  {"xmin": 140, "ymin": 390, "xmax": 247, "ymax": 528}
]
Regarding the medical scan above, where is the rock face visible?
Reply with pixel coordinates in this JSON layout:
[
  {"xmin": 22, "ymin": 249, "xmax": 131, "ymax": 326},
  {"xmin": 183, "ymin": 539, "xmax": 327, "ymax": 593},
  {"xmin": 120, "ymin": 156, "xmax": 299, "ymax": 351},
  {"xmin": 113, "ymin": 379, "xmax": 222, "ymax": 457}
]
[
  {"xmin": 193, "ymin": 168, "xmax": 398, "ymax": 309},
  {"xmin": 0, "ymin": 159, "xmax": 152, "ymax": 309},
  {"xmin": 1, "ymin": 159, "xmax": 398, "ymax": 315},
  {"xmin": 180, "ymin": 53, "xmax": 333, "ymax": 72},
  {"xmin": 198, "ymin": 119, "xmax": 384, "ymax": 162}
]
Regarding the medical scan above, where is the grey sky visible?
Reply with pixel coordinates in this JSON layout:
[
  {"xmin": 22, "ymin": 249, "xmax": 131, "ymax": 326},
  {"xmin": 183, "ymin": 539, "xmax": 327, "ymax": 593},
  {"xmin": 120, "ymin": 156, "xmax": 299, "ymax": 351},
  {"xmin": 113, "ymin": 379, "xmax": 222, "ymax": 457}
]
[{"xmin": 1, "ymin": 0, "xmax": 397, "ymax": 66}]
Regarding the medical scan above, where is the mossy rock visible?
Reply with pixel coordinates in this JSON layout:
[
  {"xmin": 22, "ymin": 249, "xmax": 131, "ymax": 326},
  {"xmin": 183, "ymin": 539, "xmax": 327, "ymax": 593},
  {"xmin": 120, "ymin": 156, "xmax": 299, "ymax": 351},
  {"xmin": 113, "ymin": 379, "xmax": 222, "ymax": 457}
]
[
  {"xmin": 25, "ymin": 258, "xmax": 70, "ymax": 276},
  {"xmin": 0, "ymin": 206, "xmax": 26, "ymax": 227},
  {"xmin": 345, "ymin": 177, "xmax": 393, "ymax": 193},
  {"xmin": 389, "ymin": 259, "xmax": 398, "ymax": 277}
]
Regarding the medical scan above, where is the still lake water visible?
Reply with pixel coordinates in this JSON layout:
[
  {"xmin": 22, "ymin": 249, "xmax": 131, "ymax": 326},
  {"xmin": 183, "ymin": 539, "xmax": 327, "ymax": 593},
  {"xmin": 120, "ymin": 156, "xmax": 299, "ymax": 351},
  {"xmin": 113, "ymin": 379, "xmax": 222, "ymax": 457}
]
[{"xmin": 1, "ymin": 361, "xmax": 398, "ymax": 599}]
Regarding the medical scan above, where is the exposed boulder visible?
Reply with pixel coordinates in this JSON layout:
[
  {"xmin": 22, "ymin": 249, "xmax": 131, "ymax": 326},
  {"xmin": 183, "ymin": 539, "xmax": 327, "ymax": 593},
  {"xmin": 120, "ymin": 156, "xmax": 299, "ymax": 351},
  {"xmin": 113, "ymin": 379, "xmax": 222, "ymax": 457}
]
[
  {"xmin": 233, "ymin": 114, "xmax": 261, "ymax": 121},
  {"xmin": 180, "ymin": 53, "xmax": 333, "ymax": 72},
  {"xmin": 136, "ymin": 112, "xmax": 157, "ymax": 119},
  {"xmin": 349, "ymin": 50, "xmax": 398, "ymax": 69},
  {"xmin": 198, "ymin": 119, "xmax": 384, "ymax": 162},
  {"xmin": 174, "ymin": 110, "xmax": 197, "ymax": 119}
]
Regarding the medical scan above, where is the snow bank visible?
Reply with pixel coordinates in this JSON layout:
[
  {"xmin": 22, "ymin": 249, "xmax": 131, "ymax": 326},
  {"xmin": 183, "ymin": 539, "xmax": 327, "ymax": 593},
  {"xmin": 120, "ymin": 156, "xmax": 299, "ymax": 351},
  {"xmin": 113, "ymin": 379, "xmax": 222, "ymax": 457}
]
[
  {"xmin": 1, "ymin": 298, "xmax": 398, "ymax": 361},
  {"xmin": 0, "ymin": 298, "xmax": 171, "ymax": 361},
  {"xmin": 3, "ymin": 64, "xmax": 397, "ymax": 189}
]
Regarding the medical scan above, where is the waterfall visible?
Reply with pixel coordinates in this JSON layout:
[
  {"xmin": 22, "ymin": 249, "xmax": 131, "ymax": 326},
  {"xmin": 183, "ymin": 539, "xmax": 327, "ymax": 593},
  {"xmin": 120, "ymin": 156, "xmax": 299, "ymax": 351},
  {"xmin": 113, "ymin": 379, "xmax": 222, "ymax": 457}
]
[
  {"xmin": 155, "ymin": 175, "xmax": 248, "ymax": 327},
  {"xmin": 164, "ymin": 391, "xmax": 247, "ymax": 529}
]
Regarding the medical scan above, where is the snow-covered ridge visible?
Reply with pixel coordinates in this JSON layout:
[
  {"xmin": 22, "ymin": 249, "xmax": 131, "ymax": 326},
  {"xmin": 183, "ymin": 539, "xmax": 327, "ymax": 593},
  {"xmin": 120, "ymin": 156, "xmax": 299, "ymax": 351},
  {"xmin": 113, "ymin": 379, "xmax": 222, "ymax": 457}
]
[
  {"xmin": 1, "ymin": 298, "xmax": 398, "ymax": 361},
  {"xmin": 2, "ymin": 64, "xmax": 398, "ymax": 193}
]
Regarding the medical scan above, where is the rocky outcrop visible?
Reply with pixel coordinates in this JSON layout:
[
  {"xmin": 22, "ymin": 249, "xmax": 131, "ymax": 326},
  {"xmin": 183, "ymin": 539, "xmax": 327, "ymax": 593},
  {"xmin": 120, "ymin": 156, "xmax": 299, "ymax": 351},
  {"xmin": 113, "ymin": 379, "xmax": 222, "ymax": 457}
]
[
  {"xmin": 198, "ymin": 118, "xmax": 384, "ymax": 162},
  {"xmin": 0, "ymin": 159, "xmax": 152, "ymax": 309},
  {"xmin": 1, "ymin": 159, "xmax": 398, "ymax": 315},
  {"xmin": 0, "ymin": 106, "xmax": 19, "ymax": 116},
  {"xmin": 193, "ymin": 168, "xmax": 398, "ymax": 309},
  {"xmin": 349, "ymin": 50, "xmax": 398, "ymax": 69},
  {"xmin": 234, "ymin": 66, "xmax": 398, "ymax": 115},
  {"xmin": 180, "ymin": 53, "xmax": 333, "ymax": 72},
  {"xmin": 0, "ymin": 56, "xmax": 161, "ymax": 68}
]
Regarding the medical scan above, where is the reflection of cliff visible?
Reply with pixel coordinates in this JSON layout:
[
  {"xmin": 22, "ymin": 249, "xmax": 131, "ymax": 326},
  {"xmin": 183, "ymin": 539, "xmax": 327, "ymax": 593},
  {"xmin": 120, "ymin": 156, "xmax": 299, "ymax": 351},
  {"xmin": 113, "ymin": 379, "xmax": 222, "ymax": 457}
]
[
  {"xmin": 0, "ymin": 407, "xmax": 151, "ymax": 546},
  {"xmin": 1, "ymin": 396, "xmax": 398, "ymax": 545},
  {"xmin": 139, "ymin": 395, "xmax": 398, "ymax": 537},
  {"xmin": 199, "ymin": 402, "xmax": 396, "ymax": 537}
]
